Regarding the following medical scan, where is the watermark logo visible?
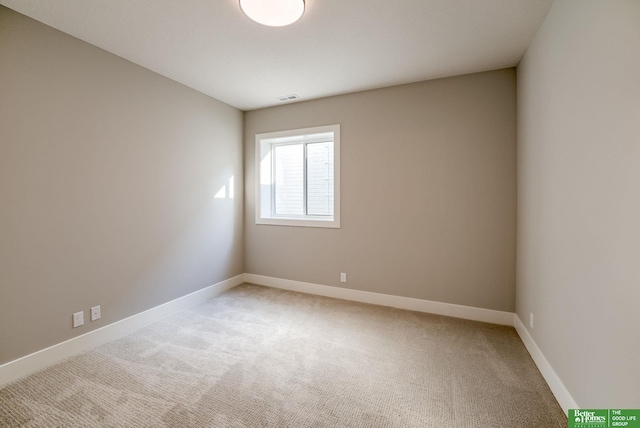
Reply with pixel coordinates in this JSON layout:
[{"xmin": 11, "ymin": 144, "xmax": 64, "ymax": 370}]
[
  {"xmin": 568, "ymin": 410, "xmax": 640, "ymax": 428},
  {"xmin": 571, "ymin": 410, "xmax": 607, "ymax": 427}
]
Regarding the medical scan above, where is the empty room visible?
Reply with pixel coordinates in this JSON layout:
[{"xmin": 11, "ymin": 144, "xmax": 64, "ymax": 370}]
[{"xmin": 1, "ymin": 0, "xmax": 638, "ymax": 426}]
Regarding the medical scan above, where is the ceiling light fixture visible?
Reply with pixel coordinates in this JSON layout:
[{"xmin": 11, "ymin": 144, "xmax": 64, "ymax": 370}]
[{"xmin": 240, "ymin": 0, "xmax": 305, "ymax": 27}]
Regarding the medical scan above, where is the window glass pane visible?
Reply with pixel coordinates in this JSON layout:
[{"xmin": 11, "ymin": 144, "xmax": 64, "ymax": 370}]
[
  {"xmin": 306, "ymin": 142, "xmax": 334, "ymax": 216},
  {"xmin": 274, "ymin": 144, "xmax": 304, "ymax": 216}
]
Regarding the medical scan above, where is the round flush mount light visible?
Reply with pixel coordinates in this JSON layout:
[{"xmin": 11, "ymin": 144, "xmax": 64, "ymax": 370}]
[{"xmin": 240, "ymin": 0, "xmax": 305, "ymax": 27}]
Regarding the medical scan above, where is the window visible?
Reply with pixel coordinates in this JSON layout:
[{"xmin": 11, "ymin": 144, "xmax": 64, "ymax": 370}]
[{"xmin": 255, "ymin": 124, "xmax": 340, "ymax": 228}]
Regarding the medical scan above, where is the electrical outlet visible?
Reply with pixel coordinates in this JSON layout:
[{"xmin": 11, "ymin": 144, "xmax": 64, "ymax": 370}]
[
  {"xmin": 73, "ymin": 311, "xmax": 84, "ymax": 328},
  {"xmin": 91, "ymin": 305, "xmax": 101, "ymax": 321},
  {"xmin": 340, "ymin": 272, "xmax": 347, "ymax": 283},
  {"xmin": 530, "ymin": 313, "xmax": 534, "ymax": 329}
]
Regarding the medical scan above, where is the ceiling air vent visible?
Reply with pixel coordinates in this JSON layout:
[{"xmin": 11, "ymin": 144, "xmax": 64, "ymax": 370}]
[{"xmin": 277, "ymin": 94, "xmax": 301, "ymax": 102}]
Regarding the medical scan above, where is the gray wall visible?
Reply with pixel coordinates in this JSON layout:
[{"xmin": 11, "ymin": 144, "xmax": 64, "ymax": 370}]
[
  {"xmin": 0, "ymin": 7, "xmax": 244, "ymax": 365},
  {"xmin": 245, "ymin": 69, "xmax": 517, "ymax": 312},
  {"xmin": 517, "ymin": 0, "xmax": 640, "ymax": 407}
]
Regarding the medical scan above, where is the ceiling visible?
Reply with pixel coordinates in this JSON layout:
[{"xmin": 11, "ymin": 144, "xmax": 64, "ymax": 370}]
[{"xmin": 0, "ymin": 0, "xmax": 553, "ymax": 111}]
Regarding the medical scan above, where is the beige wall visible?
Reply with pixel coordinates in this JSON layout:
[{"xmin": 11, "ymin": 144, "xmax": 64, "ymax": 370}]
[
  {"xmin": 0, "ymin": 7, "xmax": 244, "ymax": 365},
  {"xmin": 245, "ymin": 70, "xmax": 517, "ymax": 312},
  {"xmin": 517, "ymin": 0, "xmax": 640, "ymax": 407}
]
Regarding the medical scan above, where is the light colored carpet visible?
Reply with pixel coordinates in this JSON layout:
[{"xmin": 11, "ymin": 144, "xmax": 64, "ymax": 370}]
[{"xmin": 0, "ymin": 283, "xmax": 567, "ymax": 427}]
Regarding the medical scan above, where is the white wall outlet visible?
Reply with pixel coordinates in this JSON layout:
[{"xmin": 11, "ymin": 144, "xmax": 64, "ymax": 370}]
[
  {"xmin": 530, "ymin": 312, "xmax": 534, "ymax": 329},
  {"xmin": 340, "ymin": 272, "xmax": 347, "ymax": 283},
  {"xmin": 73, "ymin": 311, "xmax": 84, "ymax": 328},
  {"xmin": 91, "ymin": 305, "xmax": 101, "ymax": 321}
]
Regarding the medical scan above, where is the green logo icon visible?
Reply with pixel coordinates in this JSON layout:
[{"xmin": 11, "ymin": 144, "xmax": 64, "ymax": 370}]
[{"xmin": 568, "ymin": 410, "xmax": 640, "ymax": 428}]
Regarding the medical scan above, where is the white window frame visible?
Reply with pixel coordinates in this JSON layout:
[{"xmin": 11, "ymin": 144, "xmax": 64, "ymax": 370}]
[{"xmin": 255, "ymin": 124, "xmax": 340, "ymax": 228}]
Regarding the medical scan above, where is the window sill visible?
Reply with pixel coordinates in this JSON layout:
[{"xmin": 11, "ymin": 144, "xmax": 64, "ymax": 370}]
[{"xmin": 256, "ymin": 217, "xmax": 340, "ymax": 228}]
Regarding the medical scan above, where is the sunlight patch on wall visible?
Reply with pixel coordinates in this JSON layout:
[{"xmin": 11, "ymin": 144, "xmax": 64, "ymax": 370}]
[{"xmin": 214, "ymin": 176, "xmax": 235, "ymax": 199}]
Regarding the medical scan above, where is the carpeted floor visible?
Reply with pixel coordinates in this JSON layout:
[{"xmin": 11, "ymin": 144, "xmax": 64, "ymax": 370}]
[{"xmin": 0, "ymin": 283, "xmax": 567, "ymax": 427}]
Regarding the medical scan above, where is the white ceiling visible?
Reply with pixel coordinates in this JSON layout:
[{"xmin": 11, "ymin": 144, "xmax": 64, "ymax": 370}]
[{"xmin": 0, "ymin": 0, "xmax": 553, "ymax": 111}]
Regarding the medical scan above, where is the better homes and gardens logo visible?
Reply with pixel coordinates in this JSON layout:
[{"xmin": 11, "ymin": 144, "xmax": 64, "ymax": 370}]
[
  {"xmin": 568, "ymin": 410, "xmax": 640, "ymax": 428},
  {"xmin": 571, "ymin": 410, "xmax": 607, "ymax": 427}
]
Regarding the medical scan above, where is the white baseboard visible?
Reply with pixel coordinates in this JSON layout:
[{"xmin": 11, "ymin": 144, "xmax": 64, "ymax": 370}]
[
  {"xmin": 244, "ymin": 274, "xmax": 515, "ymax": 326},
  {"xmin": 514, "ymin": 314, "xmax": 578, "ymax": 414},
  {"xmin": 0, "ymin": 274, "xmax": 244, "ymax": 387}
]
